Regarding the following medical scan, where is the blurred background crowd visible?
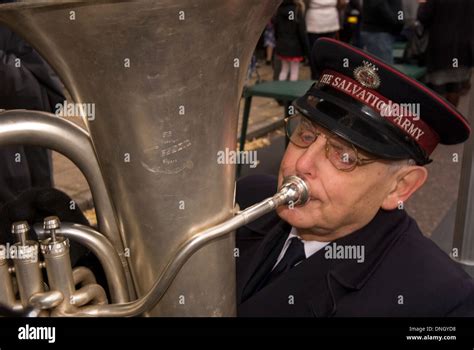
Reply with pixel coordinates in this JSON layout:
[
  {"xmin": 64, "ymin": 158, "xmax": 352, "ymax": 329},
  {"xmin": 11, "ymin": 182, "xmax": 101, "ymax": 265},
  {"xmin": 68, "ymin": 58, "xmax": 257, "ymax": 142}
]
[{"xmin": 249, "ymin": 0, "xmax": 473, "ymax": 107}]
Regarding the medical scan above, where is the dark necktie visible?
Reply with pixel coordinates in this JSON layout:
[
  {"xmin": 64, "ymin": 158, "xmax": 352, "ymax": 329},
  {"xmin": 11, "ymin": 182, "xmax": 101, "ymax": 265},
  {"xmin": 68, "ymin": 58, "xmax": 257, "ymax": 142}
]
[{"xmin": 264, "ymin": 237, "xmax": 306, "ymax": 287}]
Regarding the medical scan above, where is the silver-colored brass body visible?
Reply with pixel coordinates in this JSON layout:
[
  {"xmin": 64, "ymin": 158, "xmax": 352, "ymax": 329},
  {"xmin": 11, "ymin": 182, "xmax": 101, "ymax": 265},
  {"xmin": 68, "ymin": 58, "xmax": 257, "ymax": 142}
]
[
  {"xmin": 4, "ymin": 218, "xmax": 109, "ymax": 315},
  {"xmin": 10, "ymin": 223, "xmax": 45, "ymax": 314},
  {"xmin": 41, "ymin": 226, "xmax": 75, "ymax": 315},
  {"xmin": 0, "ymin": 256, "xmax": 16, "ymax": 308},
  {"xmin": 11, "ymin": 253, "xmax": 43, "ymax": 309},
  {"xmin": 0, "ymin": 176, "xmax": 309, "ymax": 317},
  {"xmin": 40, "ymin": 217, "xmax": 107, "ymax": 316},
  {"xmin": 34, "ymin": 222, "xmax": 128, "ymax": 304},
  {"xmin": 0, "ymin": 0, "xmax": 282, "ymax": 316},
  {"xmin": 67, "ymin": 177, "xmax": 310, "ymax": 316}
]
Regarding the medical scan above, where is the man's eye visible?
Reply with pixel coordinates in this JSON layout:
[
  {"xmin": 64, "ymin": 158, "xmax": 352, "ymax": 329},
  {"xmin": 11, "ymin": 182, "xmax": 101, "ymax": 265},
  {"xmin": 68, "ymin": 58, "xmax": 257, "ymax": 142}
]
[
  {"xmin": 331, "ymin": 142, "xmax": 350, "ymax": 154},
  {"xmin": 299, "ymin": 131, "xmax": 316, "ymax": 144},
  {"xmin": 340, "ymin": 152, "xmax": 356, "ymax": 164},
  {"xmin": 331, "ymin": 143, "xmax": 344, "ymax": 152},
  {"xmin": 330, "ymin": 142, "xmax": 356, "ymax": 164}
]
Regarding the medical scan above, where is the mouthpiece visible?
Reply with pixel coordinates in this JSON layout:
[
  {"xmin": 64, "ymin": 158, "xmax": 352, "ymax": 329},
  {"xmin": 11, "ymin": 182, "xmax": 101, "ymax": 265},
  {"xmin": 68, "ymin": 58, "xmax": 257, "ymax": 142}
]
[{"xmin": 277, "ymin": 176, "xmax": 310, "ymax": 206}]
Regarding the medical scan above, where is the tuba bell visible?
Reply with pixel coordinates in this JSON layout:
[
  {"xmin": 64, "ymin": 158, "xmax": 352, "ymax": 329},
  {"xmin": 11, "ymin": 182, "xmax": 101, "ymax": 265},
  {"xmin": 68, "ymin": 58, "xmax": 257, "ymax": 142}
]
[{"xmin": 0, "ymin": 0, "xmax": 309, "ymax": 316}]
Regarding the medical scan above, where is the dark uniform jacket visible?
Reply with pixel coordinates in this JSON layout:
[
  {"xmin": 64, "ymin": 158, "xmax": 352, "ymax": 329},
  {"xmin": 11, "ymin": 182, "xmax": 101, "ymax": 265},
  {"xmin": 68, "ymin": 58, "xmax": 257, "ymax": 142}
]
[
  {"xmin": 0, "ymin": 24, "xmax": 65, "ymax": 205},
  {"xmin": 236, "ymin": 175, "xmax": 474, "ymax": 317}
]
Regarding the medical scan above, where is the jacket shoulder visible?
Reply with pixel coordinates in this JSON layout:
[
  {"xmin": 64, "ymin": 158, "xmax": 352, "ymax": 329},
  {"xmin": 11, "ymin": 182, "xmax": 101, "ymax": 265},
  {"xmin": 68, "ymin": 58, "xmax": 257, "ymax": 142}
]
[
  {"xmin": 236, "ymin": 174, "xmax": 285, "ymax": 236},
  {"xmin": 236, "ymin": 174, "xmax": 278, "ymax": 210},
  {"xmin": 366, "ymin": 224, "xmax": 474, "ymax": 316},
  {"xmin": 401, "ymin": 229, "xmax": 474, "ymax": 316}
]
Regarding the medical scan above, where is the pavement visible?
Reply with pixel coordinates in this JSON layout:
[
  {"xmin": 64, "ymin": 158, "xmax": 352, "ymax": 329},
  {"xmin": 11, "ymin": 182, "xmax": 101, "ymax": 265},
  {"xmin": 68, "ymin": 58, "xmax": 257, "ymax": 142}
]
[{"xmin": 52, "ymin": 60, "xmax": 473, "ymax": 262}]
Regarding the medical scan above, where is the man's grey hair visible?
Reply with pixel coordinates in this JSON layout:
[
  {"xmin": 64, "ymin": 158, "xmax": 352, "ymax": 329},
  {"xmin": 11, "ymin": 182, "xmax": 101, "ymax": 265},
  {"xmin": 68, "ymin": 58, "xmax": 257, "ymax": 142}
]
[{"xmin": 388, "ymin": 158, "xmax": 416, "ymax": 173}]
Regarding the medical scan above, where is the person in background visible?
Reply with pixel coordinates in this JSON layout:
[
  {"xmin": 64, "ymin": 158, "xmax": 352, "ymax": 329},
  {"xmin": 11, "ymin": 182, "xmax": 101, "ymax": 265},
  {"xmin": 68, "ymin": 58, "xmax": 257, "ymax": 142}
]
[
  {"xmin": 418, "ymin": 0, "xmax": 474, "ymax": 107},
  {"xmin": 339, "ymin": 0, "xmax": 362, "ymax": 47},
  {"xmin": 274, "ymin": 0, "xmax": 310, "ymax": 81},
  {"xmin": 361, "ymin": 0, "xmax": 404, "ymax": 64},
  {"xmin": 263, "ymin": 21, "xmax": 276, "ymax": 66},
  {"xmin": 305, "ymin": 0, "xmax": 346, "ymax": 79},
  {"xmin": 400, "ymin": 0, "xmax": 419, "ymax": 39}
]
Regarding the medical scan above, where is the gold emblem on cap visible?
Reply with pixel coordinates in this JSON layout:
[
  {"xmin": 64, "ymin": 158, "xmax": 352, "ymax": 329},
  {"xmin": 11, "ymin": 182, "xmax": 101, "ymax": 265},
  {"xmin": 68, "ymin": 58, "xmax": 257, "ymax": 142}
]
[{"xmin": 353, "ymin": 61, "xmax": 380, "ymax": 89}]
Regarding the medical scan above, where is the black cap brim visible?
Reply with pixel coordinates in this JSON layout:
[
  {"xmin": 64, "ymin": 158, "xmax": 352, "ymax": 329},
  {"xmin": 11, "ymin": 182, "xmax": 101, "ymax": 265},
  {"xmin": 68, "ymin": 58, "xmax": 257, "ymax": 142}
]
[{"xmin": 294, "ymin": 38, "xmax": 471, "ymax": 165}]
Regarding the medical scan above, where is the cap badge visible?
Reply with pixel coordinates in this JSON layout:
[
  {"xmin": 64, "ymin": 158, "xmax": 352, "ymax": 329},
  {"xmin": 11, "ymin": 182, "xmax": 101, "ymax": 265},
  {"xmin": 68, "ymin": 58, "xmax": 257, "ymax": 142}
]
[{"xmin": 353, "ymin": 61, "xmax": 380, "ymax": 89}]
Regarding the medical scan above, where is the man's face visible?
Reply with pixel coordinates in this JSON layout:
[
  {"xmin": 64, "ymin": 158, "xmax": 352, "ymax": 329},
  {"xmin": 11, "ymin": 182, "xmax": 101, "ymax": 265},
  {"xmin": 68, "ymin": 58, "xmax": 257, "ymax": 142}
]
[{"xmin": 277, "ymin": 120, "xmax": 398, "ymax": 239}]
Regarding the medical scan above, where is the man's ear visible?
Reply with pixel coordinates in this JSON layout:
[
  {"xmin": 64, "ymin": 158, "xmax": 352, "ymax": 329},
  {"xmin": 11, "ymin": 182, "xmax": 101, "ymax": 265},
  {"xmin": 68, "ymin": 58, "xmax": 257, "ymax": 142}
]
[{"xmin": 381, "ymin": 166, "xmax": 428, "ymax": 210}]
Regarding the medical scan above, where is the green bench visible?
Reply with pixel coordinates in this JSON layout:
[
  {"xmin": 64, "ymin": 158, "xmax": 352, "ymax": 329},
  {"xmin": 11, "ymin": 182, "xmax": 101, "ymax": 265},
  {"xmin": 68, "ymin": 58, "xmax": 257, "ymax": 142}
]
[
  {"xmin": 393, "ymin": 41, "xmax": 406, "ymax": 60},
  {"xmin": 392, "ymin": 41, "xmax": 427, "ymax": 79},
  {"xmin": 394, "ymin": 64, "xmax": 427, "ymax": 80}
]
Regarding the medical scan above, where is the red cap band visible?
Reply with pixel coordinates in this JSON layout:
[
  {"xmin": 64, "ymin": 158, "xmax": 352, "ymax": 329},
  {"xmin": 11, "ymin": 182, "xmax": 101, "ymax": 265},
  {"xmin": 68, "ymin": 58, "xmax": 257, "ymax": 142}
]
[{"xmin": 319, "ymin": 69, "xmax": 440, "ymax": 155}]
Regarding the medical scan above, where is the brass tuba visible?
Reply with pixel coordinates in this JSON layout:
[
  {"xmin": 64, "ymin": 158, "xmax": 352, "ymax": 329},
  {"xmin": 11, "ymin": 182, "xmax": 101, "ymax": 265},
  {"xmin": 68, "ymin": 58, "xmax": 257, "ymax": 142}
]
[{"xmin": 0, "ymin": 0, "xmax": 309, "ymax": 316}]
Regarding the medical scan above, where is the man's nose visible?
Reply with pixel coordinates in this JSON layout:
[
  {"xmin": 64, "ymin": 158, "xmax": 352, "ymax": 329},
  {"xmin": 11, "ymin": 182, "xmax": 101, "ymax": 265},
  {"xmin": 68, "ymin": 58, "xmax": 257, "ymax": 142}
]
[{"xmin": 294, "ymin": 136, "xmax": 326, "ymax": 177}]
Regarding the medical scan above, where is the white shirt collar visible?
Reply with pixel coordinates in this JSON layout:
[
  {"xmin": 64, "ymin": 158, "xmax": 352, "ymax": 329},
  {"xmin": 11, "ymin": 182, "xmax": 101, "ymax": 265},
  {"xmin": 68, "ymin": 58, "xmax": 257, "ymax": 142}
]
[{"xmin": 273, "ymin": 227, "xmax": 330, "ymax": 269}]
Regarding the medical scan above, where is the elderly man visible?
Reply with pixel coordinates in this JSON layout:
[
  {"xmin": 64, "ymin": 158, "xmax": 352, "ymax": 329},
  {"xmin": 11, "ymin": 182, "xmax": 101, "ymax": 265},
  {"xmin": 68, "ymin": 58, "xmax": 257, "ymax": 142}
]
[{"xmin": 236, "ymin": 38, "xmax": 474, "ymax": 317}]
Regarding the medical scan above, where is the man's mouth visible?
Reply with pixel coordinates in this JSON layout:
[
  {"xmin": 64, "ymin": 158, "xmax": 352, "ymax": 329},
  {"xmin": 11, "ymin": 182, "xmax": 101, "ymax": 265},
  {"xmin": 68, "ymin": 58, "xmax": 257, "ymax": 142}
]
[
  {"xmin": 295, "ymin": 196, "xmax": 320, "ymax": 205},
  {"xmin": 280, "ymin": 174, "xmax": 320, "ymax": 204}
]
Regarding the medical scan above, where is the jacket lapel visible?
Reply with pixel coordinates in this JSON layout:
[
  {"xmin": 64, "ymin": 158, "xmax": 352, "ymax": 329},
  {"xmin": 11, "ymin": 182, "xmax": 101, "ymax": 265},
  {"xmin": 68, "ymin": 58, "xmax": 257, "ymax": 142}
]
[
  {"xmin": 309, "ymin": 209, "xmax": 411, "ymax": 316},
  {"xmin": 328, "ymin": 209, "xmax": 410, "ymax": 289},
  {"xmin": 238, "ymin": 246, "xmax": 339, "ymax": 317}
]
